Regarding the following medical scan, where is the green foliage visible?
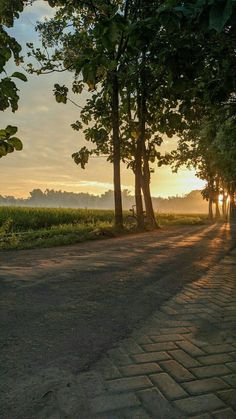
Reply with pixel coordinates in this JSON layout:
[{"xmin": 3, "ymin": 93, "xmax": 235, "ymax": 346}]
[
  {"xmin": 156, "ymin": 213, "xmax": 208, "ymax": 227},
  {"xmin": 0, "ymin": 217, "xmax": 13, "ymax": 235},
  {"xmin": 209, "ymin": 0, "xmax": 234, "ymax": 31},
  {"xmin": 27, "ymin": 0, "xmax": 236, "ymax": 225},
  {"xmin": 0, "ymin": 207, "xmax": 208, "ymax": 250},
  {"xmin": 72, "ymin": 147, "xmax": 92, "ymax": 169},
  {"xmin": 157, "ymin": 0, "xmax": 235, "ymax": 33},
  {"xmin": 0, "ymin": 206, "xmax": 115, "ymax": 231},
  {"xmin": 53, "ymin": 83, "xmax": 68, "ymax": 104},
  {"xmin": 0, "ymin": 206, "xmax": 209, "ymax": 234},
  {"xmin": 0, "ymin": 125, "xmax": 23, "ymax": 157},
  {"xmin": 0, "ymin": 217, "xmax": 19, "ymax": 248},
  {"xmin": 11, "ymin": 71, "xmax": 27, "ymax": 82},
  {"xmin": 71, "ymin": 120, "xmax": 83, "ymax": 131},
  {"xmin": 0, "ymin": 0, "xmax": 28, "ymax": 158}
]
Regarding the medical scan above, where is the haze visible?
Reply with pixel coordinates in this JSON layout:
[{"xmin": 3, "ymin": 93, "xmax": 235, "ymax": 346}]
[{"xmin": 0, "ymin": 1, "xmax": 205, "ymax": 200}]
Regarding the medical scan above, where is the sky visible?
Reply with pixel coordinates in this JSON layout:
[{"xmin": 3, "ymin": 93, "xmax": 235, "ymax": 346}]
[{"xmin": 1, "ymin": 1, "xmax": 205, "ymax": 199}]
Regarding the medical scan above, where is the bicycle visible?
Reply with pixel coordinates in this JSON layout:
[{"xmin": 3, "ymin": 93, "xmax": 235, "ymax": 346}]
[{"xmin": 125, "ymin": 204, "xmax": 148, "ymax": 230}]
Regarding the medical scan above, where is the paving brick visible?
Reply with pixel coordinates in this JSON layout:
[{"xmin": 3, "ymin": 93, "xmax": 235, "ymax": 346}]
[
  {"xmin": 170, "ymin": 349, "xmax": 200, "ymax": 368},
  {"xmin": 107, "ymin": 347, "xmax": 132, "ymax": 366},
  {"xmin": 222, "ymin": 374, "xmax": 236, "ymax": 387},
  {"xmin": 160, "ymin": 327, "xmax": 190, "ymax": 334},
  {"xmin": 176, "ymin": 314, "xmax": 198, "ymax": 321},
  {"xmin": 182, "ymin": 378, "xmax": 229, "ymax": 395},
  {"xmin": 138, "ymin": 388, "xmax": 182, "ymax": 418},
  {"xmin": 133, "ymin": 334, "xmax": 153, "ymax": 344},
  {"xmin": 106, "ymin": 376, "xmax": 152, "ymax": 392},
  {"xmin": 191, "ymin": 365, "xmax": 231, "ymax": 378},
  {"xmin": 151, "ymin": 372, "xmax": 187, "ymax": 399},
  {"xmin": 143, "ymin": 342, "xmax": 177, "ymax": 352},
  {"xmin": 162, "ymin": 306, "xmax": 178, "ymax": 315},
  {"xmin": 204, "ymin": 344, "xmax": 235, "ymax": 354},
  {"xmin": 212, "ymin": 407, "xmax": 236, "ymax": 419},
  {"xmin": 90, "ymin": 393, "xmax": 140, "ymax": 413},
  {"xmin": 217, "ymin": 389, "xmax": 236, "ymax": 409},
  {"xmin": 226, "ymin": 362, "xmax": 236, "ymax": 372},
  {"xmin": 197, "ymin": 354, "xmax": 233, "ymax": 365},
  {"xmin": 151, "ymin": 334, "xmax": 183, "ymax": 342},
  {"xmin": 96, "ymin": 356, "xmax": 121, "ymax": 380},
  {"xmin": 160, "ymin": 360, "xmax": 194, "ymax": 382},
  {"xmin": 159, "ymin": 320, "xmax": 193, "ymax": 327},
  {"xmin": 120, "ymin": 338, "xmax": 144, "ymax": 354},
  {"xmin": 176, "ymin": 340, "xmax": 205, "ymax": 356},
  {"xmin": 174, "ymin": 394, "xmax": 225, "ymax": 415},
  {"xmin": 119, "ymin": 362, "xmax": 161, "ymax": 377},
  {"xmin": 98, "ymin": 407, "xmax": 151, "ymax": 419},
  {"xmin": 132, "ymin": 351, "xmax": 170, "ymax": 363},
  {"xmin": 72, "ymin": 253, "xmax": 236, "ymax": 419}
]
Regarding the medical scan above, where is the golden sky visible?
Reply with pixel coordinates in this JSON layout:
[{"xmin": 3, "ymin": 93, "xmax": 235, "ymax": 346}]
[{"xmin": 0, "ymin": 1, "xmax": 205, "ymax": 199}]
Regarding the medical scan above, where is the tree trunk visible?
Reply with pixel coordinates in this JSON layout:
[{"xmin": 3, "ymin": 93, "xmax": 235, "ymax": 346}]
[
  {"xmin": 215, "ymin": 177, "xmax": 221, "ymax": 218},
  {"xmin": 135, "ymin": 85, "xmax": 144, "ymax": 229},
  {"xmin": 139, "ymin": 58, "xmax": 157, "ymax": 229},
  {"xmin": 222, "ymin": 191, "xmax": 227, "ymax": 220},
  {"xmin": 215, "ymin": 198, "xmax": 221, "ymax": 218},
  {"xmin": 209, "ymin": 197, "xmax": 213, "ymax": 219},
  {"xmin": 141, "ymin": 151, "xmax": 158, "ymax": 228},
  {"xmin": 111, "ymin": 72, "xmax": 123, "ymax": 229},
  {"xmin": 230, "ymin": 187, "xmax": 236, "ymax": 219},
  {"xmin": 134, "ymin": 150, "xmax": 144, "ymax": 229}
]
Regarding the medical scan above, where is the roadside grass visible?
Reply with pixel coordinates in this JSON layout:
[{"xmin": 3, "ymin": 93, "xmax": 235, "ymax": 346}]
[
  {"xmin": 156, "ymin": 213, "xmax": 208, "ymax": 226},
  {"xmin": 0, "ymin": 206, "xmax": 209, "ymax": 250},
  {"xmin": 0, "ymin": 222, "xmax": 115, "ymax": 250}
]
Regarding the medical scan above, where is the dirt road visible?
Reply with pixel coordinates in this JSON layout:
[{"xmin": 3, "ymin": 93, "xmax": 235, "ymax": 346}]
[{"xmin": 0, "ymin": 222, "xmax": 235, "ymax": 418}]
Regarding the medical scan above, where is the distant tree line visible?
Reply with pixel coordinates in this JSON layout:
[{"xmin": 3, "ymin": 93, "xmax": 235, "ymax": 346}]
[{"xmin": 0, "ymin": 189, "xmax": 208, "ymax": 213}]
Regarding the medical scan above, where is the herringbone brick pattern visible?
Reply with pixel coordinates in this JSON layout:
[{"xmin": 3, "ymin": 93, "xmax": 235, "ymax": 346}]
[{"xmin": 72, "ymin": 250, "xmax": 236, "ymax": 418}]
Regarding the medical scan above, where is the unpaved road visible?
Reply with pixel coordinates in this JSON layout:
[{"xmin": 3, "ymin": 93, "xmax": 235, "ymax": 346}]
[{"xmin": 0, "ymin": 222, "xmax": 235, "ymax": 418}]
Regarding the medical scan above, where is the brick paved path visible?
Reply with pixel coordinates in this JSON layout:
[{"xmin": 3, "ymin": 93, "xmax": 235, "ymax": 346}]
[{"xmin": 40, "ymin": 249, "xmax": 236, "ymax": 419}]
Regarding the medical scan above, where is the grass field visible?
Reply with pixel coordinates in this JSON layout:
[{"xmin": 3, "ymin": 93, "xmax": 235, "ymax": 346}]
[{"xmin": 0, "ymin": 206, "xmax": 208, "ymax": 250}]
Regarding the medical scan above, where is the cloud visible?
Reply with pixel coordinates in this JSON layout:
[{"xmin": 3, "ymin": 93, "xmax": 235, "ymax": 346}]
[
  {"xmin": 0, "ymin": 1, "xmax": 204, "ymax": 200},
  {"xmin": 78, "ymin": 181, "xmax": 134, "ymax": 191}
]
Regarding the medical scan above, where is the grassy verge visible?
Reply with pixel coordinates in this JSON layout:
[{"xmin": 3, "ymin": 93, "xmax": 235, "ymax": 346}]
[
  {"xmin": 0, "ymin": 221, "xmax": 116, "ymax": 250},
  {"xmin": 0, "ymin": 207, "xmax": 209, "ymax": 251},
  {"xmin": 156, "ymin": 213, "xmax": 208, "ymax": 226}
]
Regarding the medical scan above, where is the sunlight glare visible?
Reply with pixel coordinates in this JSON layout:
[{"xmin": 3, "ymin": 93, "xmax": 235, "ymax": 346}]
[{"xmin": 218, "ymin": 194, "xmax": 223, "ymax": 204}]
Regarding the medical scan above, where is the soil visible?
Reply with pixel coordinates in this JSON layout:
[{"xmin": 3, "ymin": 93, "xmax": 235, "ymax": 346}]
[{"xmin": 0, "ymin": 222, "xmax": 235, "ymax": 418}]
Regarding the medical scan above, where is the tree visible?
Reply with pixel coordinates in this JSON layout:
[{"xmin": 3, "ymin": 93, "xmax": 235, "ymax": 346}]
[
  {"xmin": 29, "ymin": 0, "xmax": 184, "ymax": 230},
  {"xmin": 28, "ymin": 0, "xmax": 141, "ymax": 230},
  {"xmin": 0, "ymin": 0, "xmax": 28, "ymax": 158},
  {"xmin": 154, "ymin": 0, "xmax": 236, "ymax": 219},
  {"xmin": 29, "ymin": 0, "xmax": 236, "ymax": 228},
  {"xmin": 164, "ymin": 104, "xmax": 236, "ymax": 219}
]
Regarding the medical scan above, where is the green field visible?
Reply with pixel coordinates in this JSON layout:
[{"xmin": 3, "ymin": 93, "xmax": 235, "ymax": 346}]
[{"xmin": 0, "ymin": 206, "xmax": 208, "ymax": 250}]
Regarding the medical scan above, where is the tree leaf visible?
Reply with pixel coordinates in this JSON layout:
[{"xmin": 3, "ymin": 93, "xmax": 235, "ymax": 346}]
[
  {"xmin": 209, "ymin": 0, "xmax": 232, "ymax": 32},
  {"xmin": 0, "ymin": 130, "xmax": 7, "ymax": 139},
  {"xmin": 11, "ymin": 71, "xmax": 27, "ymax": 82},
  {"xmin": 5, "ymin": 125, "xmax": 18, "ymax": 136},
  {"xmin": 8, "ymin": 137, "xmax": 23, "ymax": 150},
  {"xmin": 0, "ymin": 144, "xmax": 7, "ymax": 157}
]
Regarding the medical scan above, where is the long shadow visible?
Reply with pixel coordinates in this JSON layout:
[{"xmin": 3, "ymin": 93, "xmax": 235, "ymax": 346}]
[
  {"xmin": 0, "ymin": 222, "xmax": 236, "ymax": 418},
  {"xmin": 229, "ymin": 219, "xmax": 236, "ymax": 245}
]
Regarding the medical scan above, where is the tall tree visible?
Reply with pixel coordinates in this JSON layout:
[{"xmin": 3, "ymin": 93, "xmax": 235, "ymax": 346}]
[{"xmin": 28, "ymin": 0, "xmax": 141, "ymax": 229}]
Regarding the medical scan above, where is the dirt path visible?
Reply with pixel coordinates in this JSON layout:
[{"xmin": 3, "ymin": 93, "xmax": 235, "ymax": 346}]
[{"xmin": 0, "ymin": 222, "xmax": 235, "ymax": 418}]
